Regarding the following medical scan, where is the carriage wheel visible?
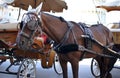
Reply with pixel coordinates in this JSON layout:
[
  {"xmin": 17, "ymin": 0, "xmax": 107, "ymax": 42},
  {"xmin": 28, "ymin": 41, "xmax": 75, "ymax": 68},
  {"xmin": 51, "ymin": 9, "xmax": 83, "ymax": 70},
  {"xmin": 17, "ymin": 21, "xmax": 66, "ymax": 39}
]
[
  {"xmin": 91, "ymin": 58, "xmax": 100, "ymax": 77},
  {"xmin": 54, "ymin": 54, "xmax": 63, "ymax": 75},
  {"xmin": 17, "ymin": 59, "xmax": 36, "ymax": 78}
]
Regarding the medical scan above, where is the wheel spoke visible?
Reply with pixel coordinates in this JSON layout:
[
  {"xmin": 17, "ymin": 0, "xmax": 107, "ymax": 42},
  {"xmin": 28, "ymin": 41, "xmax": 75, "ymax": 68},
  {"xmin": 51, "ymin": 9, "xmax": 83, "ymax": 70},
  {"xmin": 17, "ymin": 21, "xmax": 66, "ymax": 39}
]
[
  {"xmin": 17, "ymin": 59, "xmax": 36, "ymax": 78},
  {"xmin": 91, "ymin": 58, "xmax": 100, "ymax": 77}
]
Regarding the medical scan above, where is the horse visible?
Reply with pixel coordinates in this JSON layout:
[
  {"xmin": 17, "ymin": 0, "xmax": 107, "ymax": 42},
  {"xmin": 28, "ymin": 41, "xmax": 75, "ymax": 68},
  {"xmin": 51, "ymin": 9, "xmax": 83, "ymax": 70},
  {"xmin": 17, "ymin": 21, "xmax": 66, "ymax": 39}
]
[{"xmin": 16, "ymin": 4, "xmax": 118, "ymax": 78}]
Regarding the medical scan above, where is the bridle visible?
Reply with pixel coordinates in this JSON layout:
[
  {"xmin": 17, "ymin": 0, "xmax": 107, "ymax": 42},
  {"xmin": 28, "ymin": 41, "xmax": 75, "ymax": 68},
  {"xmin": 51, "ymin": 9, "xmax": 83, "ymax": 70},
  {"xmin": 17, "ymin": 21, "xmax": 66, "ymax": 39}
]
[
  {"xmin": 21, "ymin": 12, "xmax": 42, "ymax": 31},
  {"xmin": 16, "ymin": 12, "xmax": 43, "ymax": 51}
]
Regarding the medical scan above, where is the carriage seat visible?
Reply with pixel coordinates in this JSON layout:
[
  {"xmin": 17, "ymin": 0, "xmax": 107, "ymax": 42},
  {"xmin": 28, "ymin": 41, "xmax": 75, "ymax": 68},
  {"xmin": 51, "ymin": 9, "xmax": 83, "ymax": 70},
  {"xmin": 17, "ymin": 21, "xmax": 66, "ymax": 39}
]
[
  {"xmin": 0, "ymin": 23, "xmax": 18, "ymax": 48},
  {"xmin": 0, "ymin": 23, "xmax": 19, "ymax": 32}
]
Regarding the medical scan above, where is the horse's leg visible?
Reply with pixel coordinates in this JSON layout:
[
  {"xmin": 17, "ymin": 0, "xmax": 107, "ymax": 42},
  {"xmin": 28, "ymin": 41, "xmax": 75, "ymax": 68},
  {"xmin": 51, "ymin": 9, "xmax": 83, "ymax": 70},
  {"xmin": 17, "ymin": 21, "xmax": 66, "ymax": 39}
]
[
  {"xmin": 95, "ymin": 57, "xmax": 106, "ymax": 78},
  {"xmin": 71, "ymin": 60, "xmax": 79, "ymax": 78},
  {"xmin": 105, "ymin": 57, "xmax": 117, "ymax": 78},
  {"xmin": 97, "ymin": 57, "xmax": 116, "ymax": 78},
  {"xmin": 104, "ymin": 45, "xmax": 118, "ymax": 78},
  {"xmin": 59, "ymin": 54, "xmax": 68, "ymax": 78},
  {"xmin": 102, "ymin": 58, "xmax": 112, "ymax": 78},
  {"xmin": 100, "ymin": 45, "xmax": 117, "ymax": 78}
]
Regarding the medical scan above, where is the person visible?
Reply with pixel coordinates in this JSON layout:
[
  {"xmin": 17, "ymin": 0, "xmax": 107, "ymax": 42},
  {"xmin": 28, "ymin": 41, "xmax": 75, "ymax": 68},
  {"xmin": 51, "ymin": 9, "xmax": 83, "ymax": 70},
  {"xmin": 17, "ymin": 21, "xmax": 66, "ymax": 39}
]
[
  {"xmin": 33, "ymin": 32, "xmax": 53, "ymax": 51},
  {"xmin": 35, "ymin": 32, "xmax": 52, "ymax": 44}
]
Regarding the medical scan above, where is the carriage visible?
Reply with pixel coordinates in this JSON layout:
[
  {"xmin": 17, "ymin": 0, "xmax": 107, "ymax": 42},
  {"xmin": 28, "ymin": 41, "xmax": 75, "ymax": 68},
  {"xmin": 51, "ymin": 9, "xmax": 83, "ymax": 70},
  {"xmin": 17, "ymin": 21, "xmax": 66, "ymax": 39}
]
[
  {"xmin": 1, "ymin": 1, "xmax": 120, "ymax": 78},
  {"xmin": 16, "ymin": 3, "xmax": 120, "ymax": 78},
  {"xmin": 0, "ymin": 23, "xmax": 62, "ymax": 78}
]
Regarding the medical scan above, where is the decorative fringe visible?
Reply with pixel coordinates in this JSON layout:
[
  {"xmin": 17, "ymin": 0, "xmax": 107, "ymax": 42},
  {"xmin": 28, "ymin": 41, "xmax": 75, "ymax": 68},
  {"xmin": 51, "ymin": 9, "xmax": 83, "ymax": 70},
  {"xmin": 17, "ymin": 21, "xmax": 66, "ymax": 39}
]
[{"xmin": 56, "ymin": 44, "xmax": 78, "ymax": 53}]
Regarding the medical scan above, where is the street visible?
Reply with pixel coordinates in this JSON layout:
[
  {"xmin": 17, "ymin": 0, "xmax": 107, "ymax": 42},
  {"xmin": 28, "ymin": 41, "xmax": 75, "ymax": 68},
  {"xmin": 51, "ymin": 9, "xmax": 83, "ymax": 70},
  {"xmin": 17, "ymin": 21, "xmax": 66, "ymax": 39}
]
[{"xmin": 0, "ymin": 58, "xmax": 120, "ymax": 78}]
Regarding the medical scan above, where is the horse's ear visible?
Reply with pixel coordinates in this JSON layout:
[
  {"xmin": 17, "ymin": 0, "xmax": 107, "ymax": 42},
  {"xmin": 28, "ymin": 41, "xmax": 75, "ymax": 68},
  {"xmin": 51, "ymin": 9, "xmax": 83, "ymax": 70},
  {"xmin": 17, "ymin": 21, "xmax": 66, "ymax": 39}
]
[
  {"xmin": 28, "ymin": 5, "xmax": 33, "ymax": 11},
  {"xmin": 36, "ymin": 2, "xmax": 43, "ymax": 15}
]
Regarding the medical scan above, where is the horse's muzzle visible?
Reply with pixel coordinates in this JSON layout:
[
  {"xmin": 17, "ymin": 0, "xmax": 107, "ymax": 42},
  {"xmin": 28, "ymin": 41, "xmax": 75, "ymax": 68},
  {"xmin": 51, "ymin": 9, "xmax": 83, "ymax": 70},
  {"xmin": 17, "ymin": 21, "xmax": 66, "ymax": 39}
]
[{"xmin": 16, "ymin": 33, "xmax": 33, "ymax": 51}]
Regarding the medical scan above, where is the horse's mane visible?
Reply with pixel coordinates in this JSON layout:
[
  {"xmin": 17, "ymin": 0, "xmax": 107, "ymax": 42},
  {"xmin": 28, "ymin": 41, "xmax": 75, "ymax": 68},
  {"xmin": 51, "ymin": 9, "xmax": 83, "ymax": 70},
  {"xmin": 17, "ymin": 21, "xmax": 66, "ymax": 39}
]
[
  {"xmin": 91, "ymin": 23, "xmax": 103, "ymax": 27},
  {"xmin": 42, "ymin": 12, "xmax": 66, "ymax": 23}
]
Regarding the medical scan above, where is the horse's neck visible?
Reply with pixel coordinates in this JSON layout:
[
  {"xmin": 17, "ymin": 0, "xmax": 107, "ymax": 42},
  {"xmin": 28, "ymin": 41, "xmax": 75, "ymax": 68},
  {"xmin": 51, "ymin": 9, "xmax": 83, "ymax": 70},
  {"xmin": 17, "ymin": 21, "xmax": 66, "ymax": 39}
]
[{"xmin": 41, "ymin": 13, "xmax": 68, "ymax": 43}]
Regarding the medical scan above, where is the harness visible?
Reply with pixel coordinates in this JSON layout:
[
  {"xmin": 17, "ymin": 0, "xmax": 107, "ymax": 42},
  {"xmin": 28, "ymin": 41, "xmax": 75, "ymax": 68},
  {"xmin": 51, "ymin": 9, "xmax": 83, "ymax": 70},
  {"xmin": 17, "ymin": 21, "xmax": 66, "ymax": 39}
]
[
  {"xmin": 77, "ymin": 22, "xmax": 95, "ymax": 60},
  {"xmin": 54, "ymin": 21, "xmax": 115, "ymax": 60},
  {"xmin": 54, "ymin": 21, "xmax": 77, "ymax": 52},
  {"xmin": 54, "ymin": 21, "xmax": 95, "ymax": 60},
  {"xmin": 78, "ymin": 22, "xmax": 94, "ymax": 49}
]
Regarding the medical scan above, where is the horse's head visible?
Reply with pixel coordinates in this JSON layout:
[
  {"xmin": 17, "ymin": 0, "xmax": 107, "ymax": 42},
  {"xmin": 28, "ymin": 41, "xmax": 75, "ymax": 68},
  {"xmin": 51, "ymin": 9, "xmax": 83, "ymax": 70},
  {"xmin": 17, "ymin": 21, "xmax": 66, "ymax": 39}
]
[{"xmin": 16, "ymin": 4, "xmax": 43, "ymax": 51}]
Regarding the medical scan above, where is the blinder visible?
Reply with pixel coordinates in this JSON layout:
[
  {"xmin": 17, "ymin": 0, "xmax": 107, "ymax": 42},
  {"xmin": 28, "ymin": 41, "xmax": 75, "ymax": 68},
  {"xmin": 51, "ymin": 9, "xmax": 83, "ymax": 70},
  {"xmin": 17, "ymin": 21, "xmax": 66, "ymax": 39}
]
[
  {"xmin": 27, "ymin": 20, "xmax": 39, "ymax": 30},
  {"xmin": 20, "ymin": 21, "xmax": 24, "ymax": 30}
]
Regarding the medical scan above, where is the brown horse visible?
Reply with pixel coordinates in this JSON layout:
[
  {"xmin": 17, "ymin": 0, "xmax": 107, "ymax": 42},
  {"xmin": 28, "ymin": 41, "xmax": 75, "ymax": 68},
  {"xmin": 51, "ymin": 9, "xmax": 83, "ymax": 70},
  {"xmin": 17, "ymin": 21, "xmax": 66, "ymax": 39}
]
[{"xmin": 16, "ymin": 4, "xmax": 118, "ymax": 78}]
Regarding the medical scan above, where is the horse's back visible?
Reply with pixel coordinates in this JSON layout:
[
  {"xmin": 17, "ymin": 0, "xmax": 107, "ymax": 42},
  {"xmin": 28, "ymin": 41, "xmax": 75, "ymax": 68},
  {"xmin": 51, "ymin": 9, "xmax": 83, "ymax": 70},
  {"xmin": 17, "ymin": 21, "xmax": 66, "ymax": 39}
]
[{"xmin": 90, "ymin": 24, "xmax": 114, "ymax": 46}]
